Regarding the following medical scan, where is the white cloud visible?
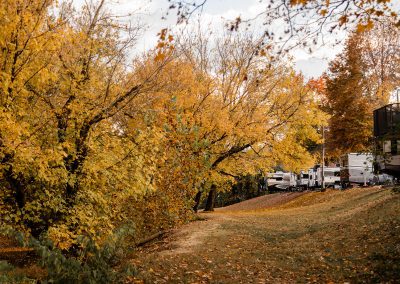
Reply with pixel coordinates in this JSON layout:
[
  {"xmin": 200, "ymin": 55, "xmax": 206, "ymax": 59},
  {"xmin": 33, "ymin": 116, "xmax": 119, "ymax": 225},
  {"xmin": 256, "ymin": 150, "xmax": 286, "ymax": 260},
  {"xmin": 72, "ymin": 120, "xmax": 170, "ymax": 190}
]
[{"xmin": 71, "ymin": 0, "xmax": 348, "ymax": 77}]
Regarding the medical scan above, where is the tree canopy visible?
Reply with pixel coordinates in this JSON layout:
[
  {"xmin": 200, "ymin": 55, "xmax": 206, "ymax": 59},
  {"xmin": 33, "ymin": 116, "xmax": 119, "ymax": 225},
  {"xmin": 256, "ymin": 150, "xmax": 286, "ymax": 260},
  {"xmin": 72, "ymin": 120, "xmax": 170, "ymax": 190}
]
[
  {"xmin": 324, "ymin": 21, "xmax": 400, "ymax": 158},
  {"xmin": 0, "ymin": 0, "xmax": 325, "ymax": 247}
]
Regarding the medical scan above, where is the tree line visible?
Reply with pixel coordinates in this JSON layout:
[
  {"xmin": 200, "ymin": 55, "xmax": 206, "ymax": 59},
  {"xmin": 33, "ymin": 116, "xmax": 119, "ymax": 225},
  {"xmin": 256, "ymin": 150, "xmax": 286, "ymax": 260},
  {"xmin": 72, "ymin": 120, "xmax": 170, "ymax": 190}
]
[
  {"xmin": 0, "ymin": 0, "xmax": 326, "ymax": 249},
  {"xmin": 0, "ymin": 0, "xmax": 399, "ymax": 262}
]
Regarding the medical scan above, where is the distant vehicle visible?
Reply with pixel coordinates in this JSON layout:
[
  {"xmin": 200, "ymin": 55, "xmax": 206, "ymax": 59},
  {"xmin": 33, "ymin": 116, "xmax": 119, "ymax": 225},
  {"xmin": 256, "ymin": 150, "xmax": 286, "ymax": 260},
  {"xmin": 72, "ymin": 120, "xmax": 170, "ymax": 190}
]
[
  {"xmin": 282, "ymin": 172, "xmax": 297, "ymax": 191},
  {"xmin": 267, "ymin": 166, "xmax": 344, "ymax": 192},
  {"xmin": 370, "ymin": 173, "xmax": 394, "ymax": 185},
  {"xmin": 308, "ymin": 168, "xmax": 317, "ymax": 188},
  {"xmin": 266, "ymin": 171, "xmax": 297, "ymax": 191},
  {"xmin": 316, "ymin": 166, "xmax": 341, "ymax": 188},
  {"xmin": 340, "ymin": 153, "xmax": 374, "ymax": 187},
  {"xmin": 373, "ymin": 103, "xmax": 400, "ymax": 178},
  {"xmin": 266, "ymin": 171, "xmax": 284, "ymax": 191},
  {"xmin": 297, "ymin": 170, "xmax": 309, "ymax": 190}
]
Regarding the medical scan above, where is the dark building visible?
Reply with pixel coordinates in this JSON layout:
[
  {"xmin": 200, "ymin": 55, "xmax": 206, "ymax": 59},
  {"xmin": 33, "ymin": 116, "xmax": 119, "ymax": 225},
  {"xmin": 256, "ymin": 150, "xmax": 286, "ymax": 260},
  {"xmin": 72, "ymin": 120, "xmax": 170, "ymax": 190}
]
[{"xmin": 373, "ymin": 103, "xmax": 400, "ymax": 177}]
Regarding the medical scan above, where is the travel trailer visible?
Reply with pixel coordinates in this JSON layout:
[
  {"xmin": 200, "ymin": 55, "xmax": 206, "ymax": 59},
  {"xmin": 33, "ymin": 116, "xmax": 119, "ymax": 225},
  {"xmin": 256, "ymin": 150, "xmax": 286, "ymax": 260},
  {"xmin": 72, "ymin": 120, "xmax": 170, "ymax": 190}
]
[
  {"xmin": 297, "ymin": 170, "xmax": 310, "ymax": 189},
  {"xmin": 340, "ymin": 153, "xmax": 374, "ymax": 186},
  {"xmin": 316, "ymin": 166, "xmax": 341, "ymax": 188},
  {"xmin": 308, "ymin": 168, "xmax": 316, "ymax": 188},
  {"xmin": 266, "ymin": 171, "xmax": 285, "ymax": 190},
  {"xmin": 267, "ymin": 167, "xmax": 340, "ymax": 191},
  {"xmin": 266, "ymin": 171, "xmax": 297, "ymax": 191},
  {"xmin": 373, "ymin": 103, "xmax": 400, "ymax": 178}
]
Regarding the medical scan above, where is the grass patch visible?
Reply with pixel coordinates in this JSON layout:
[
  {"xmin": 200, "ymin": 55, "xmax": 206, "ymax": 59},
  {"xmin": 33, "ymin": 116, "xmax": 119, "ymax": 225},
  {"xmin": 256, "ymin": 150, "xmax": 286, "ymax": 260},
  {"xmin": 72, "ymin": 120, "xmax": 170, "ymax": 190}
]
[{"xmin": 129, "ymin": 187, "xmax": 400, "ymax": 283}]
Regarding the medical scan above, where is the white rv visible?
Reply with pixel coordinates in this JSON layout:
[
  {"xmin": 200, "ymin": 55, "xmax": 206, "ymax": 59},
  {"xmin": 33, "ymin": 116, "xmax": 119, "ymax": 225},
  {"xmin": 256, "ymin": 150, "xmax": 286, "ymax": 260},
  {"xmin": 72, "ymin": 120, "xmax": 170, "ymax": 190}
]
[
  {"xmin": 297, "ymin": 170, "xmax": 310, "ymax": 189},
  {"xmin": 308, "ymin": 168, "xmax": 316, "ymax": 188},
  {"xmin": 340, "ymin": 153, "xmax": 374, "ymax": 186},
  {"xmin": 373, "ymin": 103, "xmax": 400, "ymax": 179},
  {"xmin": 267, "ymin": 172, "xmax": 297, "ymax": 191},
  {"xmin": 282, "ymin": 172, "xmax": 297, "ymax": 190},
  {"xmin": 316, "ymin": 166, "xmax": 341, "ymax": 188}
]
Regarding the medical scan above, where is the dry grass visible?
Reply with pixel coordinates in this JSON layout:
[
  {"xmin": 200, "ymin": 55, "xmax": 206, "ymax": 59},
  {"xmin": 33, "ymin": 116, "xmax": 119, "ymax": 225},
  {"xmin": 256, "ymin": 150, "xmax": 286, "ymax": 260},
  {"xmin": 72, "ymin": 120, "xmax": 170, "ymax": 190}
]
[
  {"xmin": 218, "ymin": 192, "xmax": 307, "ymax": 212},
  {"xmin": 128, "ymin": 187, "xmax": 400, "ymax": 283},
  {"xmin": 1, "ymin": 187, "xmax": 399, "ymax": 283}
]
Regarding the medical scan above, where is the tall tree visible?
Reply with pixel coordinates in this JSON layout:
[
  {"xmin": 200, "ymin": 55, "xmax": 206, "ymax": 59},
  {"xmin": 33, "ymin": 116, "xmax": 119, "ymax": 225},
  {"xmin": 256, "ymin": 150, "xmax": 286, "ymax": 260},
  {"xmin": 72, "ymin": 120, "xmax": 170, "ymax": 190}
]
[
  {"xmin": 0, "ymin": 0, "xmax": 328, "ymax": 248},
  {"xmin": 325, "ymin": 33, "xmax": 372, "ymax": 157},
  {"xmin": 0, "ymin": 0, "xmax": 168, "ymax": 244},
  {"xmin": 360, "ymin": 21, "xmax": 400, "ymax": 104},
  {"xmin": 174, "ymin": 30, "xmax": 326, "ymax": 211},
  {"xmin": 324, "ymin": 22, "xmax": 400, "ymax": 158}
]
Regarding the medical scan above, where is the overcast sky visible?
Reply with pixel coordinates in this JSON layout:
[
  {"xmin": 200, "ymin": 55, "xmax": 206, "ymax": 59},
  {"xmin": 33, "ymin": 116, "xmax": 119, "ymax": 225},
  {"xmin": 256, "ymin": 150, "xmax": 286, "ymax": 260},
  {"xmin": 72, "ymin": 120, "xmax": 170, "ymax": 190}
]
[{"xmin": 76, "ymin": 0, "xmax": 347, "ymax": 78}]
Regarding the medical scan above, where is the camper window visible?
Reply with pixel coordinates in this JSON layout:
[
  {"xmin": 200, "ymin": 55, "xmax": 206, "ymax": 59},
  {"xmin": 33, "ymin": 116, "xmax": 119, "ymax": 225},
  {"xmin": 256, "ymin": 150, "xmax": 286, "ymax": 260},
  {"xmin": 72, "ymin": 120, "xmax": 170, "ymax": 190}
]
[
  {"xmin": 391, "ymin": 140, "xmax": 398, "ymax": 155},
  {"xmin": 324, "ymin": 171, "xmax": 340, "ymax": 177},
  {"xmin": 384, "ymin": 141, "xmax": 391, "ymax": 153}
]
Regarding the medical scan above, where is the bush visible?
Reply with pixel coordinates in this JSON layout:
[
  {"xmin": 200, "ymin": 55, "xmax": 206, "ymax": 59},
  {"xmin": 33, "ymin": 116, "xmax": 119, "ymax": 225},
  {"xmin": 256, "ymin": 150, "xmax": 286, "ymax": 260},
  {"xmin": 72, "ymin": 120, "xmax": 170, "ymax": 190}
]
[{"xmin": 1, "ymin": 225, "xmax": 137, "ymax": 284}]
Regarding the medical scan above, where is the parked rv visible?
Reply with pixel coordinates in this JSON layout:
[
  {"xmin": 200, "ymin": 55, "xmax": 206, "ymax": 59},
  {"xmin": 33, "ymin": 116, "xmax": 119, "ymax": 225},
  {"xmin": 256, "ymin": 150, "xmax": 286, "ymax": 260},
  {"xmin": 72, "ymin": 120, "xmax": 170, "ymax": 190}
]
[
  {"xmin": 266, "ymin": 171, "xmax": 284, "ymax": 190},
  {"xmin": 264, "ymin": 156, "xmax": 393, "ymax": 192},
  {"xmin": 340, "ymin": 153, "xmax": 374, "ymax": 187},
  {"xmin": 316, "ymin": 166, "xmax": 341, "ymax": 188},
  {"xmin": 308, "ymin": 168, "xmax": 316, "ymax": 188},
  {"xmin": 266, "ymin": 171, "xmax": 297, "ymax": 191},
  {"xmin": 297, "ymin": 170, "xmax": 309, "ymax": 190},
  {"xmin": 282, "ymin": 172, "xmax": 297, "ymax": 190},
  {"xmin": 373, "ymin": 103, "xmax": 400, "ymax": 178}
]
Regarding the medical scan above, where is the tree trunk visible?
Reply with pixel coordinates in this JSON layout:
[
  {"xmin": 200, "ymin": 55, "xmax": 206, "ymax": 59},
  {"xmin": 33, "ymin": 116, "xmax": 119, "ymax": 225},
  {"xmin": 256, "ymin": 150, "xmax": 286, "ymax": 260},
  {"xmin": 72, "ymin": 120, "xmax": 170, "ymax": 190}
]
[
  {"xmin": 193, "ymin": 191, "xmax": 202, "ymax": 213},
  {"xmin": 204, "ymin": 185, "xmax": 216, "ymax": 212},
  {"xmin": 64, "ymin": 125, "xmax": 91, "ymax": 206},
  {"xmin": 5, "ymin": 167, "xmax": 26, "ymax": 209}
]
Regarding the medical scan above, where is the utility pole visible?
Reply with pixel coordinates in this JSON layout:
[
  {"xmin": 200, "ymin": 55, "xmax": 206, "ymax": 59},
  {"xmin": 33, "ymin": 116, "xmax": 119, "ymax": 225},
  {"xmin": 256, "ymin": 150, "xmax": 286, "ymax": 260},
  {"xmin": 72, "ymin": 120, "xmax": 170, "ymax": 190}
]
[{"xmin": 322, "ymin": 125, "xmax": 325, "ymax": 190}]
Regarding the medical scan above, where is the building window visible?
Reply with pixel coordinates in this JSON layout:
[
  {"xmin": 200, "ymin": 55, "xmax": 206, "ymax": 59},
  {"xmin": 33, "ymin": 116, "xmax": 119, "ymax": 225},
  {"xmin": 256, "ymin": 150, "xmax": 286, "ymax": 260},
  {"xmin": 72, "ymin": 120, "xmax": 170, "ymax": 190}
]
[
  {"xmin": 384, "ymin": 140, "xmax": 391, "ymax": 153},
  {"xmin": 392, "ymin": 140, "xmax": 399, "ymax": 155}
]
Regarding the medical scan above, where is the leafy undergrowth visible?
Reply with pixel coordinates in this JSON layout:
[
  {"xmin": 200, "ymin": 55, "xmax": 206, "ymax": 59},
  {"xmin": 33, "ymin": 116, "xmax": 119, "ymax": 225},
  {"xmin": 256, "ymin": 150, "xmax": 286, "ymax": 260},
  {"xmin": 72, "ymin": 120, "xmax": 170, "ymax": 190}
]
[{"xmin": 128, "ymin": 187, "xmax": 400, "ymax": 283}]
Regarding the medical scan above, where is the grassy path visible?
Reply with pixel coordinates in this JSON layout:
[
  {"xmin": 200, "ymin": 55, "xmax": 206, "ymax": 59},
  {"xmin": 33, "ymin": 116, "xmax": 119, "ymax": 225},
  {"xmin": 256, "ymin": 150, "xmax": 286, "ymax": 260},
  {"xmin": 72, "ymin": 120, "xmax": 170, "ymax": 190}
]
[{"xmin": 130, "ymin": 187, "xmax": 400, "ymax": 283}]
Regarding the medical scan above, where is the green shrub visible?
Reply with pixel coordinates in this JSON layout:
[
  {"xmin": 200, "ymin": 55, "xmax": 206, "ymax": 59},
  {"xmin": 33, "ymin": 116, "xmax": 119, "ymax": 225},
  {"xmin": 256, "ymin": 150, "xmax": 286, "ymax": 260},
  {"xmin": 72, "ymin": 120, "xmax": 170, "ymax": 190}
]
[{"xmin": 1, "ymin": 225, "xmax": 137, "ymax": 284}]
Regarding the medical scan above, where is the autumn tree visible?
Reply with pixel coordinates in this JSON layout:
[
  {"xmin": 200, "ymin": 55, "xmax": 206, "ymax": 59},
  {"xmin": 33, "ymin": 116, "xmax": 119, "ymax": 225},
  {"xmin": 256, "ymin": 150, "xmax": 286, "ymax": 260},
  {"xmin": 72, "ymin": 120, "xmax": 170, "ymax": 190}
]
[
  {"xmin": 325, "ymin": 34, "xmax": 372, "ymax": 157},
  {"xmin": 324, "ymin": 22, "xmax": 400, "ymax": 158},
  {"xmin": 172, "ymin": 30, "xmax": 326, "ymax": 211},
  {"xmin": 120, "ymin": 58, "xmax": 214, "ymax": 232},
  {"xmin": 0, "ymin": 0, "xmax": 328, "ymax": 248},
  {"xmin": 359, "ymin": 21, "xmax": 400, "ymax": 104},
  {"xmin": 0, "ymin": 0, "xmax": 170, "ymax": 246}
]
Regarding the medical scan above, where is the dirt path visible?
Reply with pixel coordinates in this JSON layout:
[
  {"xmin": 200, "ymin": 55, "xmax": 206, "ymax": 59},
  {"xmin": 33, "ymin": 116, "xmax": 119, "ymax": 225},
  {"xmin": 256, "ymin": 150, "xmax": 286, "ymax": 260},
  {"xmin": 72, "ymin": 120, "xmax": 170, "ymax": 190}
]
[
  {"xmin": 160, "ymin": 192, "xmax": 307, "ymax": 256},
  {"xmin": 160, "ymin": 214, "xmax": 226, "ymax": 255},
  {"xmin": 130, "ymin": 187, "xmax": 400, "ymax": 283}
]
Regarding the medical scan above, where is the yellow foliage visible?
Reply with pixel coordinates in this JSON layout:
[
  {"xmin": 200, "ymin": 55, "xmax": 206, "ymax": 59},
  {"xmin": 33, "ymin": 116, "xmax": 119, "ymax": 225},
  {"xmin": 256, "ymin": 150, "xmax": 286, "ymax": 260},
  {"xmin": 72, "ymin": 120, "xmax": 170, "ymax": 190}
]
[{"xmin": 0, "ymin": 0, "xmax": 327, "ymax": 248}]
